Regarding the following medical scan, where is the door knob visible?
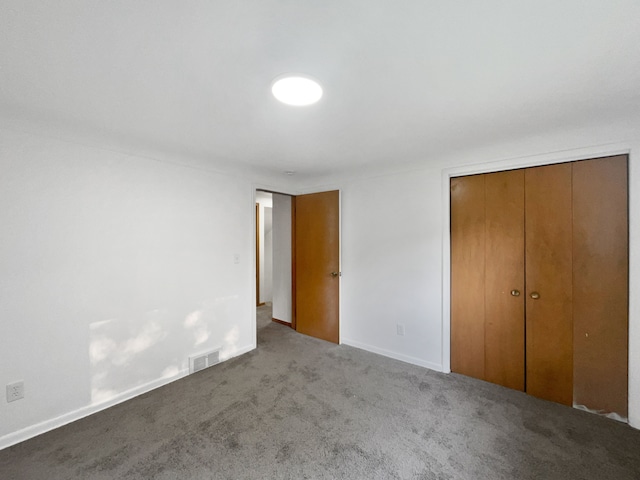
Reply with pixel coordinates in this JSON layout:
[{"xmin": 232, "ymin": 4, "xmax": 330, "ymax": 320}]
[
  {"xmin": 530, "ymin": 292, "xmax": 540, "ymax": 299},
  {"xmin": 510, "ymin": 290, "xmax": 520, "ymax": 296},
  {"xmin": 330, "ymin": 271, "xmax": 339, "ymax": 278}
]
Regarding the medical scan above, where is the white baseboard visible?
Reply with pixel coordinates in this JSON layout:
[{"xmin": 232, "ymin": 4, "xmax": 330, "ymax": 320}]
[
  {"xmin": 0, "ymin": 344, "xmax": 256, "ymax": 451},
  {"xmin": 221, "ymin": 343, "xmax": 255, "ymax": 361},
  {"xmin": 341, "ymin": 338, "xmax": 443, "ymax": 372}
]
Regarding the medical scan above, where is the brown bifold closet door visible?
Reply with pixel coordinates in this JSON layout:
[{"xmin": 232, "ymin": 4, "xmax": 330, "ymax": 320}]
[
  {"xmin": 572, "ymin": 155, "xmax": 628, "ymax": 417},
  {"xmin": 450, "ymin": 175, "xmax": 486, "ymax": 380},
  {"xmin": 484, "ymin": 170, "xmax": 525, "ymax": 391},
  {"xmin": 525, "ymin": 163, "xmax": 574, "ymax": 406},
  {"xmin": 451, "ymin": 171, "xmax": 525, "ymax": 390},
  {"xmin": 451, "ymin": 156, "xmax": 628, "ymax": 414}
]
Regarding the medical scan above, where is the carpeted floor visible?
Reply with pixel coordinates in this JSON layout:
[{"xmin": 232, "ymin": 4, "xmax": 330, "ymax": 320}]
[{"xmin": 1, "ymin": 304, "xmax": 640, "ymax": 479}]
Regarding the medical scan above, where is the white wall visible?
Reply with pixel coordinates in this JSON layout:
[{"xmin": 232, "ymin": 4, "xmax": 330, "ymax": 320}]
[
  {"xmin": 263, "ymin": 207, "xmax": 273, "ymax": 302},
  {"xmin": 0, "ymin": 128, "xmax": 255, "ymax": 449},
  {"xmin": 340, "ymin": 169, "xmax": 443, "ymax": 370},
  {"xmin": 255, "ymin": 194, "xmax": 273, "ymax": 304},
  {"xmin": 327, "ymin": 120, "xmax": 640, "ymax": 429},
  {"xmin": 272, "ymin": 194, "xmax": 292, "ymax": 323}
]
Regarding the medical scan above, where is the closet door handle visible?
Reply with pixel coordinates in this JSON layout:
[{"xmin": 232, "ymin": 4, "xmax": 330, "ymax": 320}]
[
  {"xmin": 530, "ymin": 292, "xmax": 540, "ymax": 299},
  {"xmin": 510, "ymin": 290, "xmax": 520, "ymax": 297}
]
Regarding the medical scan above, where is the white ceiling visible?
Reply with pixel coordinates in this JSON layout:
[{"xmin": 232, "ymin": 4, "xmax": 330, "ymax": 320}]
[{"xmin": 2, "ymin": 1, "xmax": 640, "ymax": 178}]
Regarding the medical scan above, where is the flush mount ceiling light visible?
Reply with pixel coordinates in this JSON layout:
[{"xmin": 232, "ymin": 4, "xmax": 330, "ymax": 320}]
[{"xmin": 271, "ymin": 75, "xmax": 323, "ymax": 106}]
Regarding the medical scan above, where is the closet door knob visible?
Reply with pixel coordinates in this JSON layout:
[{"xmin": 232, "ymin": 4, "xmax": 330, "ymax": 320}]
[
  {"xmin": 530, "ymin": 292, "xmax": 540, "ymax": 299},
  {"xmin": 510, "ymin": 290, "xmax": 520, "ymax": 296}
]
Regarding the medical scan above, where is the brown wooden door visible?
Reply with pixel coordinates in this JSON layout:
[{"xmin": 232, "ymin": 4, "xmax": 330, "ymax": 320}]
[
  {"xmin": 451, "ymin": 171, "xmax": 525, "ymax": 389},
  {"xmin": 572, "ymin": 155, "xmax": 628, "ymax": 416},
  {"xmin": 294, "ymin": 190, "xmax": 340, "ymax": 343},
  {"xmin": 525, "ymin": 163, "xmax": 574, "ymax": 406},
  {"xmin": 451, "ymin": 175, "xmax": 486, "ymax": 380},
  {"xmin": 484, "ymin": 170, "xmax": 525, "ymax": 391}
]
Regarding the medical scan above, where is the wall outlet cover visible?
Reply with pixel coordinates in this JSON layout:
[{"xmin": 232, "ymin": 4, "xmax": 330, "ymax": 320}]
[{"xmin": 7, "ymin": 381, "xmax": 24, "ymax": 402}]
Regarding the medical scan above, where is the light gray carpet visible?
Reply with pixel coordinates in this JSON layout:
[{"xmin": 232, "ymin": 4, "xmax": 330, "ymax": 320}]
[{"xmin": 1, "ymin": 304, "xmax": 640, "ymax": 479}]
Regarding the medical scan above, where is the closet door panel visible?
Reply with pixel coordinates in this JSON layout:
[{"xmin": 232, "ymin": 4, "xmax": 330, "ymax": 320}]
[
  {"xmin": 572, "ymin": 156, "xmax": 628, "ymax": 417},
  {"xmin": 484, "ymin": 170, "xmax": 525, "ymax": 390},
  {"xmin": 525, "ymin": 164, "xmax": 573, "ymax": 405},
  {"xmin": 451, "ymin": 175, "xmax": 486, "ymax": 380}
]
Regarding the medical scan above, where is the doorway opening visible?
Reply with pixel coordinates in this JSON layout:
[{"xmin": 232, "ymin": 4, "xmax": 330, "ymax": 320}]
[
  {"xmin": 254, "ymin": 188, "xmax": 341, "ymax": 345},
  {"xmin": 256, "ymin": 191, "xmax": 294, "ymax": 335}
]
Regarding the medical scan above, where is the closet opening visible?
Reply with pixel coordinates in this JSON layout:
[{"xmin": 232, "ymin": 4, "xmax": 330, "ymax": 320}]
[{"xmin": 450, "ymin": 155, "xmax": 629, "ymax": 421}]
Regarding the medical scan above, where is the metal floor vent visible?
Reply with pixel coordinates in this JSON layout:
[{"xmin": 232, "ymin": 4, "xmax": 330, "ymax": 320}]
[{"xmin": 189, "ymin": 349, "xmax": 221, "ymax": 374}]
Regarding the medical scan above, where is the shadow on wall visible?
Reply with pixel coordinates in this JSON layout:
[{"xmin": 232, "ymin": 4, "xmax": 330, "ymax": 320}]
[{"xmin": 89, "ymin": 295, "xmax": 241, "ymax": 405}]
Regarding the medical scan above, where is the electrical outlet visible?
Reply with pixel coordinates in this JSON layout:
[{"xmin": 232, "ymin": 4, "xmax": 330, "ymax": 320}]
[
  {"xmin": 6, "ymin": 381, "xmax": 24, "ymax": 402},
  {"xmin": 396, "ymin": 324, "xmax": 405, "ymax": 336}
]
